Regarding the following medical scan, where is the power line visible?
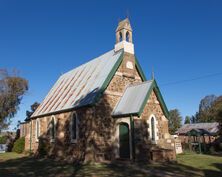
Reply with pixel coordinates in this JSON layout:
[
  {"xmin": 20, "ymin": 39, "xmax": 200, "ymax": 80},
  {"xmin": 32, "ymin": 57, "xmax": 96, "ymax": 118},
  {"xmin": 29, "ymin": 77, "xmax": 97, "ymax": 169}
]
[{"xmin": 160, "ymin": 72, "xmax": 222, "ymax": 87}]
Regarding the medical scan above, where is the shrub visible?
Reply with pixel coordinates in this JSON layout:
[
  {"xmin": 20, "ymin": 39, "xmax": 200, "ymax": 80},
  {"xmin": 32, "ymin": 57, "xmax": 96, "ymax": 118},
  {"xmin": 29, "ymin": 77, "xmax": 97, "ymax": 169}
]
[
  {"xmin": 0, "ymin": 136, "xmax": 7, "ymax": 144},
  {"xmin": 12, "ymin": 137, "xmax": 25, "ymax": 153}
]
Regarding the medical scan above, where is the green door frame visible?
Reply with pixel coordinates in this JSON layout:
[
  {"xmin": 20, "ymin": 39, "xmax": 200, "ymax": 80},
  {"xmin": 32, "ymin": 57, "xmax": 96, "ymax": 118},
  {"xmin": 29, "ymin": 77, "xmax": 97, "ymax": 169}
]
[{"xmin": 130, "ymin": 115, "xmax": 135, "ymax": 161}]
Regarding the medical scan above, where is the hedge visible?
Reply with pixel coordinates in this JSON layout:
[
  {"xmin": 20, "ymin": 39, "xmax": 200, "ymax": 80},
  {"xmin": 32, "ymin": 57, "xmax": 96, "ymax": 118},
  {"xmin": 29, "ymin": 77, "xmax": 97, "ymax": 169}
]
[{"xmin": 12, "ymin": 137, "xmax": 25, "ymax": 153}]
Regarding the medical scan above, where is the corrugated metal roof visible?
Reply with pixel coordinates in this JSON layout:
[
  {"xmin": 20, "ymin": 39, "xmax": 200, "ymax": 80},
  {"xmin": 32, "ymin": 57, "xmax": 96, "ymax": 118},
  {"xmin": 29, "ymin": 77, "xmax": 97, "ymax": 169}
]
[
  {"xmin": 112, "ymin": 80, "xmax": 153, "ymax": 116},
  {"xmin": 32, "ymin": 49, "xmax": 123, "ymax": 118},
  {"xmin": 176, "ymin": 122, "xmax": 220, "ymax": 135}
]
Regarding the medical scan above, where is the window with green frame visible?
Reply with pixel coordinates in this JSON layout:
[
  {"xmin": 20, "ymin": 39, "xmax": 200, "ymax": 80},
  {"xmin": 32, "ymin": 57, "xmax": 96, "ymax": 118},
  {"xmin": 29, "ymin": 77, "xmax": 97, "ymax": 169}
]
[{"xmin": 151, "ymin": 117, "xmax": 155, "ymax": 141}]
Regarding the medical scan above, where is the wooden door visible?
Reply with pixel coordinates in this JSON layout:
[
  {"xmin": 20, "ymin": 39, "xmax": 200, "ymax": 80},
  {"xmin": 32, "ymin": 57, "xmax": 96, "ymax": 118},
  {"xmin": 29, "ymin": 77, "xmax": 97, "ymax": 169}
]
[{"xmin": 119, "ymin": 123, "xmax": 130, "ymax": 159}]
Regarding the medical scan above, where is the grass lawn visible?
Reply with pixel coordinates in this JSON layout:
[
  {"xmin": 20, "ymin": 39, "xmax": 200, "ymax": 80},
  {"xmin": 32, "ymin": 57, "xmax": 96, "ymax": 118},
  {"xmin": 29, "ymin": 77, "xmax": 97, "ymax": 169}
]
[
  {"xmin": 177, "ymin": 153, "xmax": 222, "ymax": 173},
  {"xmin": 0, "ymin": 152, "xmax": 25, "ymax": 161},
  {"xmin": 0, "ymin": 152, "xmax": 221, "ymax": 177}
]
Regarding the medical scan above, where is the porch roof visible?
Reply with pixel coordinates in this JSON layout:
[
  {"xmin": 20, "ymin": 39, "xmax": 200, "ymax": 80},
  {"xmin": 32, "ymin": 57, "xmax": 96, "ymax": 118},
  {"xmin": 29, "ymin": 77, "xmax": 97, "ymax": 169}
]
[
  {"xmin": 112, "ymin": 80, "xmax": 169, "ymax": 118},
  {"xmin": 112, "ymin": 80, "xmax": 153, "ymax": 117}
]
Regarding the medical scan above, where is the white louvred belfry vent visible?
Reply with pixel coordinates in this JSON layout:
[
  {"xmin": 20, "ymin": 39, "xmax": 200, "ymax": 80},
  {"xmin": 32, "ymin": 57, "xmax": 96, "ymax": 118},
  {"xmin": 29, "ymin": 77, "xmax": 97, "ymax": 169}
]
[{"xmin": 114, "ymin": 18, "xmax": 134, "ymax": 54}]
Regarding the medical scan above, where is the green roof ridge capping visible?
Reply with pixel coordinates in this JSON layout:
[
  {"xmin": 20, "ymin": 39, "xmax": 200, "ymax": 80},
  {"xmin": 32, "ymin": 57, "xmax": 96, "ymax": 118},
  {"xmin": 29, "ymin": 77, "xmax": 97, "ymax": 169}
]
[
  {"xmin": 138, "ymin": 79, "xmax": 169, "ymax": 118},
  {"xmin": 92, "ymin": 49, "xmax": 124, "ymax": 105},
  {"xmin": 92, "ymin": 51, "xmax": 148, "ymax": 106},
  {"xmin": 153, "ymin": 80, "xmax": 169, "ymax": 118},
  {"xmin": 135, "ymin": 56, "xmax": 147, "ymax": 81}
]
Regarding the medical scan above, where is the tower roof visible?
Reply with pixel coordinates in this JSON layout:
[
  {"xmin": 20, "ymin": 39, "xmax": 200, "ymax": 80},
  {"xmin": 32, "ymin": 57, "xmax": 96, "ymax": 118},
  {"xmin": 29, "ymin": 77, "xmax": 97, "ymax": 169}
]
[{"xmin": 116, "ymin": 18, "xmax": 132, "ymax": 32}]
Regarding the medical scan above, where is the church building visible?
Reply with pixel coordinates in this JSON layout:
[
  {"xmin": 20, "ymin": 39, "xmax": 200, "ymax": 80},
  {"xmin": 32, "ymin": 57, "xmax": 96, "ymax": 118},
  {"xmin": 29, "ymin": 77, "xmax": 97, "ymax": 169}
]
[{"xmin": 20, "ymin": 18, "xmax": 176, "ymax": 162}]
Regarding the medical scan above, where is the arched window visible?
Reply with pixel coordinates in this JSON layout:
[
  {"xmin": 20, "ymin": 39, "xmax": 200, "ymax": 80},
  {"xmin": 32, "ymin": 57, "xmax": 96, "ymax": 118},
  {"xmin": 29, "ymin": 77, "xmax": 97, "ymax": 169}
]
[
  {"xmin": 119, "ymin": 32, "xmax": 123, "ymax": 42},
  {"xmin": 151, "ymin": 117, "xmax": 155, "ymax": 141},
  {"xmin": 126, "ymin": 31, "xmax": 130, "ymax": 42},
  {"xmin": 50, "ymin": 116, "xmax": 56, "ymax": 142},
  {"xmin": 70, "ymin": 113, "xmax": 78, "ymax": 143},
  {"xmin": 24, "ymin": 124, "xmax": 26, "ymax": 136},
  {"xmin": 35, "ymin": 119, "xmax": 40, "ymax": 141}
]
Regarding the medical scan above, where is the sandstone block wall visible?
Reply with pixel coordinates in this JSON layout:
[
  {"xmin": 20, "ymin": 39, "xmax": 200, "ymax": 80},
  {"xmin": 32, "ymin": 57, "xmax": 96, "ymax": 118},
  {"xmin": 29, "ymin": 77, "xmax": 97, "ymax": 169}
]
[
  {"xmin": 90, "ymin": 52, "xmax": 143, "ymax": 161},
  {"xmin": 22, "ymin": 52, "xmax": 175, "ymax": 162}
]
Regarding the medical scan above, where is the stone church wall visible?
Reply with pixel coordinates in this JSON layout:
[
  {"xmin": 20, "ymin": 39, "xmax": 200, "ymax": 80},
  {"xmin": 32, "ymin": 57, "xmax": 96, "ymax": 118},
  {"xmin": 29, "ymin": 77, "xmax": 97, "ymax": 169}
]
[
  {"xmin": 26, "ymin": 52, "xmax": 143, "ymax": 162},
  {"xmin": 27, "ymin": 109, "xmax": 98, "ymax": 162},
  {"xmin": 23, "ymin": 52, "xmax": 175, "ymax": 162},
  {"xmin": 89, "ymin": 52, "xmax": 143, "ymax": 161},
  {"xmin": 134, "ymin": 90, "xmax": 173, "ymax": 161}
]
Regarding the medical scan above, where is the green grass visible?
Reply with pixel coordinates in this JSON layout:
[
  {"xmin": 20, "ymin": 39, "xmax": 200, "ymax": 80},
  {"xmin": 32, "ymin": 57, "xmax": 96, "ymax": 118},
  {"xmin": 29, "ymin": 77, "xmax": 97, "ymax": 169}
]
[
  {"xmin": 177, "ymin": 153, "xmax": 222, "ymax": 172},
  {"xmin": 0, "ymin": 152, "xmax": 222, "ymax": 177},
  {"xmin": 0, "ymin": 152, "xmax": 25, "ymax": 161}
]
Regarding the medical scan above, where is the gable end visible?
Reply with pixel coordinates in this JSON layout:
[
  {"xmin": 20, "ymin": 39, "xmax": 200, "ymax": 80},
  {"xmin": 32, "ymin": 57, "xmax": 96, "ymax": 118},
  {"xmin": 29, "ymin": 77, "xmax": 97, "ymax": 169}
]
[
  {"xmin": 138, "ymin": 80, "xmax": 169, "ymax": 118},
  {"xmin": 135, "ymin": 56, "xmax": 146, "ymax": 81}
]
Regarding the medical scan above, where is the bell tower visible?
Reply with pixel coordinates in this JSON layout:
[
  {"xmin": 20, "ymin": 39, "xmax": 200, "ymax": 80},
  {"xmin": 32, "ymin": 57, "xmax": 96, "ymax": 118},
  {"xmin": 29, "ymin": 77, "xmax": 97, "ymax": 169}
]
[{"xmin": 114, "ymin": 18, "xmax": 134, "ymax": 54}]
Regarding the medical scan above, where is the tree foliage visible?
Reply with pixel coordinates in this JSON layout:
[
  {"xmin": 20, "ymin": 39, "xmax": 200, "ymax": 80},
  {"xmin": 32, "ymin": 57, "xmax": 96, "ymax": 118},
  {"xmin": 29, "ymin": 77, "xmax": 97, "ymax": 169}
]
[
  {"xmin": 0, "ymin": 69, "xmax": 28, "ymax": 131},
  {"xmin": 168, "ymin": 109, "xmax": 182, "ymax": 134},
  {"xmin": 184, "ymin": 116, "xmax": 191, "ymax": 124},
  {"xmin": 196, "ymin": 95, "xmax": 217, "ymax": 122},
  {"xmin": 190, "ymin": 115, "xmax": 197, "ymax": 123},
  {"xmin": 193, "ymin": 95, "xmax": 222, "ymax": 123},
  {"xmin": 12, "ymin": 137, "xmax": 25, "ymax": 154},
  {"xmin": 0, "ymin": 136, "xmax": 7, "ymax": 144},
  {"xmin": 210, "ymin": 96, "xmax": 222, "ymax": 124},
  {"xmin": 25, "ymin": 102, "xmax": 40, "ymax": 121}
]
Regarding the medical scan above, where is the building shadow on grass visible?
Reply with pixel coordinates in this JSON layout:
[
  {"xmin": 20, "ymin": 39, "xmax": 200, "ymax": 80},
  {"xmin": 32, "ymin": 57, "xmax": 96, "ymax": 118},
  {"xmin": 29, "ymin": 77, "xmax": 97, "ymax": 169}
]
[
  {"xmin": 1, "ymin": 155, "xmax": 222, "ymax": 177},
  {"xmin": 0, "ymin": 156, "xmax": 78, "ymax": 177},
  {"xmin": 203, "ymin": 162, "xmax": 222, "ymax": 177}
]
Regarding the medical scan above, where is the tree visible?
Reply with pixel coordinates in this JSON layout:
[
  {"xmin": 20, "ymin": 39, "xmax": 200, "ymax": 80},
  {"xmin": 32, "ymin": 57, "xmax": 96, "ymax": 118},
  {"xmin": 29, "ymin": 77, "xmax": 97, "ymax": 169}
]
[
  {"xmin": 190, "ymin": 115, "xmax": 197, "ymax": 123},
  {"xmin": 199, "ymin": 95, "xmax": 217, "ymax": 112},
  {"xmin": 193, "ymin": 95, "xmax": 222, "ymax": 123},
  {"xmin": 168, "ymin": 109, "xmax": 182, "ymax": 134},
  {"xmin": 13, "ymin": 120, "xmax": 21, "ymax": 131},
  {"xmin": 184, "ymin": 116, "xmax": 191, "ymax": 124},
  {"xmin": 25, "ymin": 102, "xmax": 40, "ymax": 121},
  {"xmin": 210, "ymin": 96, "xmax": 222, "ymax": 124},
  {"xmin": 197, "ymin": 95, "xmax": 217, "ymax": 122},
  {"xmin": 0, "ymin": 69, "xmax": 28, "ymax": 131}
]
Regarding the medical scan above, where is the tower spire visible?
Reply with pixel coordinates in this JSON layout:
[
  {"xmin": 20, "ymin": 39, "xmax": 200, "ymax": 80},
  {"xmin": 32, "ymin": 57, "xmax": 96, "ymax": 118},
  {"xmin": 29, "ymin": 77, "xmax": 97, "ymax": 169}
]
[
  {"xmin": 126, "ymin": 9, "xmax": 130, "ymax": 19},
  {"xmin": 151, "ymin": 67, "xmax": 155, "ymax": 80},
  {"xmin": 114, "ymin": 18, "xmax": 134, "ymax": 54}
]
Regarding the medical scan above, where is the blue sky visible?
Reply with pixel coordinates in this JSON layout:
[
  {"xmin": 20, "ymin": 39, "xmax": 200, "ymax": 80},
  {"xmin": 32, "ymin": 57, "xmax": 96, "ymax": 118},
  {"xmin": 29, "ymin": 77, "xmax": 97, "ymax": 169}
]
[{"xmin": 1, "ymin": 0, "xmax": 222, "ymax": 130}]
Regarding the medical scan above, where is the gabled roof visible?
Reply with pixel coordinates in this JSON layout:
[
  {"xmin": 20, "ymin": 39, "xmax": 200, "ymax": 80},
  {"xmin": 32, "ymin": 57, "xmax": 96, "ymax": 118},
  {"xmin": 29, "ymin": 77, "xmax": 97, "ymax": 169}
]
[
  {"xmin": 32, "ymin": 49, "xmax": 123, "ymax": 118},
  {"xmin": 176, "ymin": 122, "xmax": 220, "ymax": 135},
  {"xmin": 112, "ymin": 80, "xmax": 169, "ymax": 118},
  {"xmin": 187, "ymin": 129, "xmax": 211, "ymax": 136},
  {"xmin": 32, "ymin": 49, "xmax": 147, "ymax": 118}
]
